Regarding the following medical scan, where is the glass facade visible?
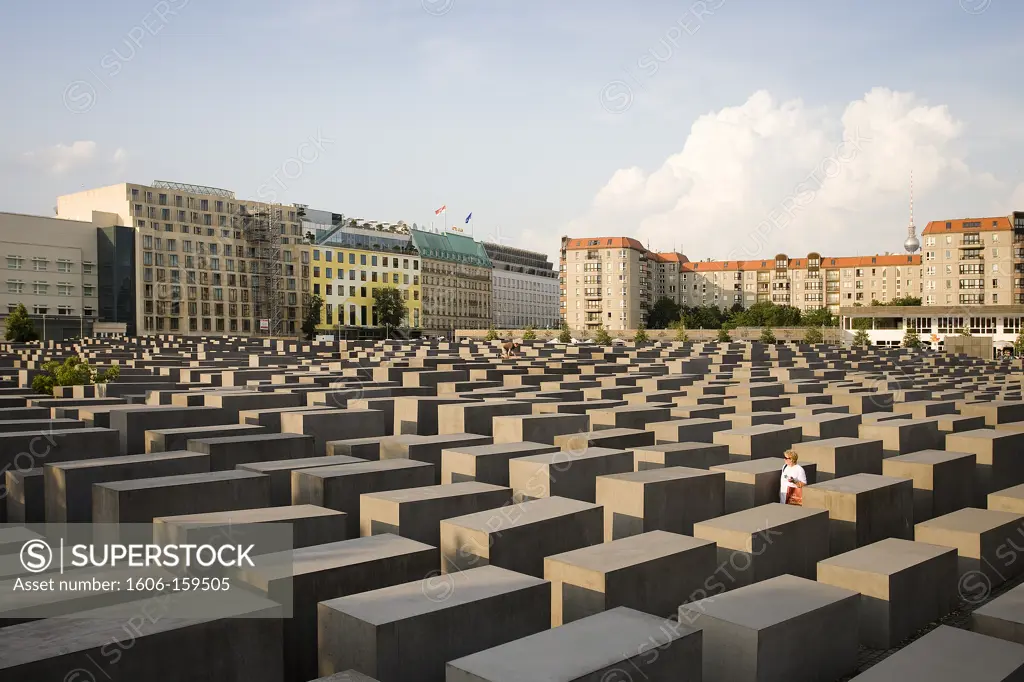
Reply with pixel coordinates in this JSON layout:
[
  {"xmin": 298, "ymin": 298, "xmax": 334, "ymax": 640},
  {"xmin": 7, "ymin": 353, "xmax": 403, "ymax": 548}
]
[{"xmin": 97, "ymin": 226, "xmax": 137, "ymax": 335}]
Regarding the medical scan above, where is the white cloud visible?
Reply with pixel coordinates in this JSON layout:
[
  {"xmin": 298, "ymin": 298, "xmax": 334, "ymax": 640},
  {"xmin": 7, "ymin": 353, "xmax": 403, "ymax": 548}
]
[
  {"xmin": 568, "ymin": 88, "xmax": 1019, "ymax": 261},
  {"xmin": 21, "ymin": 140, "xmax": 97, "ymax": 175},
  {"xmin": 19, "ymin": 141, "xmax": 129, "ymax": 176}
]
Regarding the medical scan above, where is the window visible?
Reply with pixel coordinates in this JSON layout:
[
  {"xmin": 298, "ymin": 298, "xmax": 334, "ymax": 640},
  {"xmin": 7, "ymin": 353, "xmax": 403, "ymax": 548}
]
[
  {"xmin": 57, "ymin": 306, "xmax": 72, "ymax": 316},
  {"xmin": 32, "ymin": 257, "xmax": 48, "ymax": 271},
  {"xmin": 84, "ymin": 285, "xmax": 95, "ymax": 297},
  {"xmin": 57, "ymin": 259, "xmax": 73, "ymax": 273},
  {"xmin": 33, "ymin": 305, "xmax": 48, "ymax": 315},
  {"xmin": 33, "ymin": 281, "xmax": 48, "ymax": 295},
  {"xmin": 7, "ymin": 255, "xmax": 23, "ymax": 270}
]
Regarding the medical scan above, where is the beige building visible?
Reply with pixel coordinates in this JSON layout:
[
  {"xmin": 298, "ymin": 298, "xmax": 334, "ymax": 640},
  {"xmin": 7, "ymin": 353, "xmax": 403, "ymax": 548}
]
[
  {"xmin": 0, "ymin": 212, "xmax": 100, "ymax": 339},
  {"xmin": 678, "ymin": 253, "xmax": 923, "ymax": 315},
  {"xmin": 559, "ymin": 237, "xmax": 653, "ymax": 332},
  {"xmin": 411, "ymin": 229, "xmax": 492, "ymax": 331},
  {"xmin": 919, "ymin": 215, "xmax": 1021, "ymax": 306},
  {"xmin": 57, "ymin": 182, "xmax": 312, "ymax": 336},
  {"xmin": 561, "ymin": 234, "xmax": 927, "ymax": 328}
]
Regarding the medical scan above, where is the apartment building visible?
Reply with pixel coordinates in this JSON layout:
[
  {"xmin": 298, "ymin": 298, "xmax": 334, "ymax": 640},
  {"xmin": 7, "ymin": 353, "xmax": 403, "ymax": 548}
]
[
  {"xmin": 919, "ymin": 214, "xmax": 1024, "ymax": 306},
  {"xmin": 310, "ymin": 226, "xmax": 421, "ymax": 331},
  {"xmin": 560, "ymin": 237, "xmax": 653, "ymax": 331},
  {"xmin": 561, "ymin": 234, "xmax": 927, "ymax": 328},
  {"xmin": 0, "ymin": 212, "xmax": 100, "ymax": 339},
  {"xmin": 411, "ymin": 229, "xmax": 492, "ymax": 331},
  {"xmin": 57, "ymin": 182, "xmax": 312, "ymax": 336},
  {"xmin": 677, "ymin": 253, "xmax": 923, "ymax": 315},
  {"xmin": 483, "ymin": 243, "xmax": 559, "ymax": 329}
]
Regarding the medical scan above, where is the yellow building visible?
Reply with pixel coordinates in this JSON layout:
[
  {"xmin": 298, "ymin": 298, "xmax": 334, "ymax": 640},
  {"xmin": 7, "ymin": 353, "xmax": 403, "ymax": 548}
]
[{"xmin": 311, "ymin": 244, "xmax": 420, "ymax": 332}]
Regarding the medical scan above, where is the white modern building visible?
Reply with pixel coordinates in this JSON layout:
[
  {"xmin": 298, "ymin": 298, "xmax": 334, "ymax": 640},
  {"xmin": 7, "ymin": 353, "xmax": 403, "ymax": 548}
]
[
  {"xmin": 840, "ymin": 305, "xmax": 1024, "ymax": 353},
  {"xmin": 484, "ymin": 243, "xmax": 559, "ymax": 329}
]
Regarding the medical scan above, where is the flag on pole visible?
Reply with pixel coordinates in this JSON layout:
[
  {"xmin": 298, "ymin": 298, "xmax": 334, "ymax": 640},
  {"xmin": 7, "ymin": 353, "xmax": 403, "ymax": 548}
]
[
  {"xmin": 435, "ymin": 205, "xmax": 447, "ymax": 216},
  {"xmin": 465, "ymin": 212, "xmax": 472, "ymax": 224}
]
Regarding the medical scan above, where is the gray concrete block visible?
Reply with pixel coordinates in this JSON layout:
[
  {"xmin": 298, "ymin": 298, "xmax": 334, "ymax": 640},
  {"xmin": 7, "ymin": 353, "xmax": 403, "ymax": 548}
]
[
  {"xmin": 679, "ymin": 574, "xmax": 858, "ymax": 682},
  {"xmin": 883, "ymin": 449, "xmax": 976, "ymax": 521},
  {"xmin": 318, "ymin": 565, "xmax": 549, "ymax": 682},
  {"xmin": 632, "ymin": 442, "xmax": 731, "ymax": 471},
  {"xmin": 596, "ymin": 467, "xmax": 724, "ymax": 539},
  {"xmin": 292, "ymin": 459, "xmax": 436, "ymax": 538},
  {"xmin": 693, "ymin": 503, "xmax": 830, "ymax": 588},
  {"xmin": 793, "ymin": 436, "xmax": 884, "ymax": 481},
  {"xmin": 446, "ymin": 607, "xmax": 702, "ymax": 682},
  {"xmin": 545, "ymin": 530, "xmax": 717, "ymax": 625},
  {"xmin": 509, "ymin": 447, "xmax": 634, "ymax": 503},
  {"xmin": 817, "ymin": 537, "xmax": 958, "ymax": 648},
  {"xmin": 804, "ymin": 473, "xmax": 915, "ymax": 556},
  {"xmin": 360, "ymin": 481, "xmax": 511, "ymax": 547},
  {"xmin": 187, "ymin": 432, "xmax": 315, "ymax": 471},
  {"xmin": 440, "ymin": 496, "xmax": 603, "ymax": 578},
  {"xmin": 281, "ymin": 409, "xmax": 389, "ymax": 456},
  {"xmin": 441, "ymin": 442, "xmax": 559, "ymax": 486},
  {"xmin": 92, "ymin": 469, "xmax": 271, "ymax": 527}
]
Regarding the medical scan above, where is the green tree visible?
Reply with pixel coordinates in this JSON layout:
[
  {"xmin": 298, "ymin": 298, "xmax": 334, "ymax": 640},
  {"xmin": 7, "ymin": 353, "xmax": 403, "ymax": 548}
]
[
  {"xmin": 903, "ymin": 327, "xmax": 922, "ymax": 349},
  {"xmin": 852, "ymin": 329, "xmax": 871, "ymax": 347},
  {"xmin": 759, "ymin": 327, "xmax": 777, "ymax": 344},
  {"xmin": 373, "ymin": 287, "xmax": 407, "ymax": 328},
  {"xmin": 1015, "ymin": 329, "xmax": 1024, "ymax": 356},
  {"xmin": 593, "ymin": 325, "xmax": 612, "ymax": 345},
  {"xmin": 32, "ymin": 357, "xmax": 120, "ymax": 396},
  {"xmin": 485, "ymin": 325, "xmax": 499, "ymax": 341},
  {"xmin": 522, "ymin": 326, "xmax": 537, "ymax": 341},
  {"xmin": 634, "ymin": 324, "xmax": 649, "ymax": 343},
  {"xmin": 302, "ymin": 294, "xmax": 324, "ymax": 340},
  {"xmin": 558, "ymin": 320, "xmax": 572, "ymax": 343},
  {"xmin": 802, "ymin": 307, "xmax": 836, "ymax": 328},
  {"xmin": 647, "ymin": 297, "xmax": 681, "ymax": 329},
  {"xmin": 717, "ymin": 328, "xmax": 732, "ymax": 342},
  {"xmin": 803, "ymin": 327, "xmax": 824, "ymax": 344},
  {"xmin": 4, "ymin": 303, "xmax": 37, "ymax": 342},
  {"xmin": 671, "ymin": 320, "xmax": 689, "ymax": 342}
]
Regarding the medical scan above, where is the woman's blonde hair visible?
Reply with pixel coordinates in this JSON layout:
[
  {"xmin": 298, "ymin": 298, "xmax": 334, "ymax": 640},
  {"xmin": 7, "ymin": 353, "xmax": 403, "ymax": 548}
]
[{"xmin": 784, "ymin": 450, "xmax": 799, "ymax": 464}]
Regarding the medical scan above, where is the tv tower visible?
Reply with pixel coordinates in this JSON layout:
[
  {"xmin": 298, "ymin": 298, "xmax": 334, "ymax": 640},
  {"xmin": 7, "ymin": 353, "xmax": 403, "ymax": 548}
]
[{"xmin": 904, "ymin": 171, "xmax": 921, "ymax": 254}]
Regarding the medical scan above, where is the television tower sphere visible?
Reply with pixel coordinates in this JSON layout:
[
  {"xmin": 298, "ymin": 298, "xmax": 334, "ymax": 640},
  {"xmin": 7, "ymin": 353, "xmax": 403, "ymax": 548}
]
[{"xmin": 904, "ymin": 233, "xmax": 920, "ymax": 253}]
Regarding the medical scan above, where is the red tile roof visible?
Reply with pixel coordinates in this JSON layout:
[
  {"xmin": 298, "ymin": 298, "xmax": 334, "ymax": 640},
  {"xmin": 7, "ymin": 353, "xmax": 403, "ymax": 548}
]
[{"xmin": 922, "ymin": 216, "xmax": 1011, "ymax": 235}]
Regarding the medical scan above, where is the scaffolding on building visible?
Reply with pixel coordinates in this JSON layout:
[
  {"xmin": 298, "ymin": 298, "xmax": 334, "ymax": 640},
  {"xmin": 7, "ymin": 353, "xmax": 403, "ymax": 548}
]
[{"xmin": 239, "ymin": 202, "xmax": 283, "ymax": 336}]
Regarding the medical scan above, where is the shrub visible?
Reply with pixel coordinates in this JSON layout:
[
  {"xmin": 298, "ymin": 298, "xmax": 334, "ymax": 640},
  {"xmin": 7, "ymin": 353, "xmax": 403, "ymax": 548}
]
[
  {"xmin": 717, "ymin": 328, "xmax": 731, "ymax": 342},
  {"xmin": 852, "ymin": 329, "xmax": 871, "ymax": 347},
  {"xmin": 672, "ymin": 320, "xmax": 689, "ymax": 343},
  {"xmin": 803, "ymin": 327, "xmax": 824, "ymax": 344},
  {"xmin": 903, "ymin": 327, "xmax": 922, "ymax": 349},
  {"xmin": 32, "ymin": 357, "xmax": 120, "ymax": 396},
  {"xmin": 484, "ymin": 326, "xmax": 499, "ymax": 341},
  {"xmin": 759, "ymin": 327, "xmax": 777, "ymax": 344},
  {"xmin": 593, "ymin": 326, "xmax": 613, "ymax": 345},
  {"xmin": 558, "ymin": 321, "xmax": 572, "ymax": 343},
  {"xmin": 522, "ymin": 326, "xmax": 537, "ymax": 341},
  {"xmin": 633, "ymin": 324, "xmax": 649, "ymax": 344}
]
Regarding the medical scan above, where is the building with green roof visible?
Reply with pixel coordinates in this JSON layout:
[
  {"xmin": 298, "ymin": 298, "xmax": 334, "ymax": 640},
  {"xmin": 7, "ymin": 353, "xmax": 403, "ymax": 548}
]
[{"xmin": 411, "ymin": 229, "xmax": 493, "ymax": 331}]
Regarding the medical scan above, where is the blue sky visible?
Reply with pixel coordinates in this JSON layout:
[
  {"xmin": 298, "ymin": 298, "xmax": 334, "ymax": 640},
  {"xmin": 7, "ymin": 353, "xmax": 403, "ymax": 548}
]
[{"xmin": 1, "ymin": 0, "xmax": 1021, "ymax": 261}]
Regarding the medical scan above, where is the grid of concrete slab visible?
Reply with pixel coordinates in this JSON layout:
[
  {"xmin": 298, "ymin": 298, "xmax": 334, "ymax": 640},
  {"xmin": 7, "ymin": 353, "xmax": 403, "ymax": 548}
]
[{"xmin": 4, "ymin": 336, "xmax": 1024, "ymax": 681}]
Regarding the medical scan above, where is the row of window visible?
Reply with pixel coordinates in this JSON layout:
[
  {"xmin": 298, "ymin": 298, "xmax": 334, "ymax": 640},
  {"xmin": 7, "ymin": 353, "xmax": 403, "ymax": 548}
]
[
  {"xmin": 312, "ymin": 268, "xmax": 419, "ymax": 285},
  {"xmin": 313, "ymin": 250, "xmax": 419, "ymax": 270},
  {"xmin": 5, "ymin": 304, "xmax": 89, "ymax": 316},
  {"xmin": 6, "ymin": 281, "xmax": 83, "ymax": 296},
  {"xmin": 313, "ymin": 284, "xmax": 421, "ymax": 301},
  {"xmin": 5, "ymin": 256, "xmax": 93, "ymax": 273}
]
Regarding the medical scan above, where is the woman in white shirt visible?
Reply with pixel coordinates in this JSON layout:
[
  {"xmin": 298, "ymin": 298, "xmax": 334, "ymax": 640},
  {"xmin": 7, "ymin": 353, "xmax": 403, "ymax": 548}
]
[{"xmin": 780, "ymin": 450, "xmax": 807, "ymax": 504}]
